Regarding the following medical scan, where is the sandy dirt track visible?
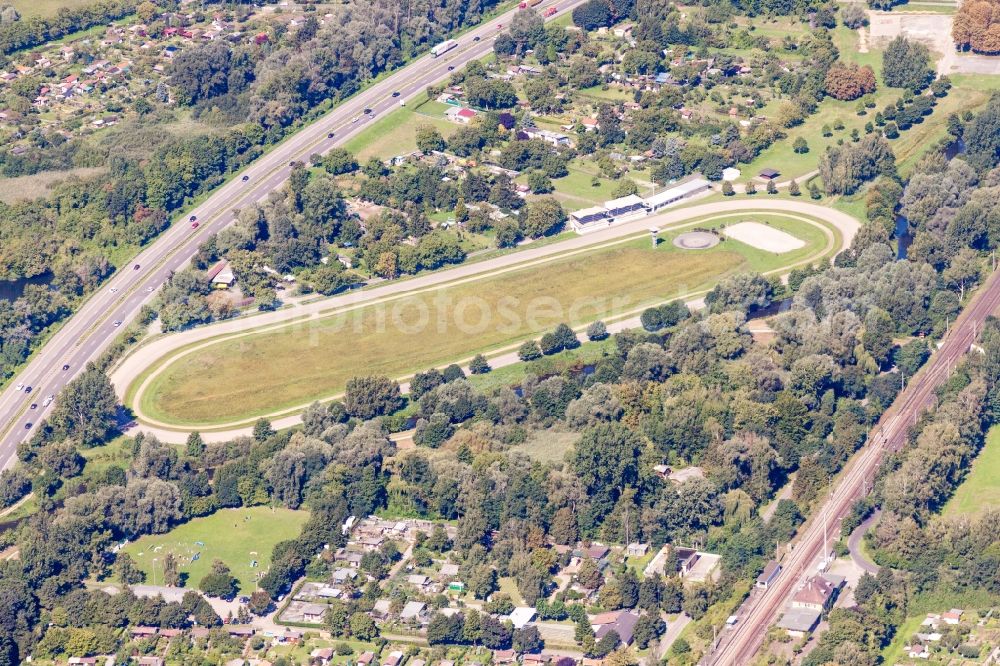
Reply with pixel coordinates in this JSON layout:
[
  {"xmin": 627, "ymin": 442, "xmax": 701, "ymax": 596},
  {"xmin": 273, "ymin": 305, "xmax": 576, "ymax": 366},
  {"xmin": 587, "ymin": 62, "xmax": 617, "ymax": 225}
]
[{"xmin": 111, "ymin": 199, "xmax": 859, "ymax": 442}]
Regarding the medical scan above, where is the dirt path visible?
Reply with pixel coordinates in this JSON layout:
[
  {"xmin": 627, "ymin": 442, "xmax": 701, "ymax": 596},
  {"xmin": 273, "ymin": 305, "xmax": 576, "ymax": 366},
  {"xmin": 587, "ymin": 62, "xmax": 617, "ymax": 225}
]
[{"xmin": 0, "ymin": 492, "xmax": 32, "ymax": 519}]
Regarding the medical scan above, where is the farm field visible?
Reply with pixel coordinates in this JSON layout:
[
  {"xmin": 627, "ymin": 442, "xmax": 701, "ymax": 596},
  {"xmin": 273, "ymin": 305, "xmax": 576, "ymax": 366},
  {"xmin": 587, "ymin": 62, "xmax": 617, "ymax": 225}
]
[
  {"xmin": 137, "ymin": 212, "xmax": 832, "ymax": 426},
  {"xmin": 120, "ymin": 507, "xmax": 309, "ymax": 594}
]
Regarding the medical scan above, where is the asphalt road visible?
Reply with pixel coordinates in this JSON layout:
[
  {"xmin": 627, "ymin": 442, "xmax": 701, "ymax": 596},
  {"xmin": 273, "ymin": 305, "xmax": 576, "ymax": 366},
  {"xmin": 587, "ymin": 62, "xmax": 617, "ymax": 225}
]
[
  {"xmin": 703, "ymin": 262, "xmax": 1000, "ymax": 665},
  {"xmin": 0, "ymin": 0, "xmax": 582, "ymax": 471}
]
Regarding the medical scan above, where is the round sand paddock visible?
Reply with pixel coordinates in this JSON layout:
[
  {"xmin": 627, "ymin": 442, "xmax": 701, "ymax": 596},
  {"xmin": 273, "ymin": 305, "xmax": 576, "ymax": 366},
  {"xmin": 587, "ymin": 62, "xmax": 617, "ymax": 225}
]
[{"xmin": 673, "ymin": 230, "xmax": 720, "ymax": 250}]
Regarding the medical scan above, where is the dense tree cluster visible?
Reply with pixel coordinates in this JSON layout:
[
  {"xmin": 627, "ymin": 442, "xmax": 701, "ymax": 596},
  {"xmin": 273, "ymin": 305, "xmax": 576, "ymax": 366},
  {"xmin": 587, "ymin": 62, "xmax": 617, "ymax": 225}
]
[
  {"xmin": 824, "ymin": 62, "xmax": 877, "ymax": 101},
  {"xmin": 953, "ymin": 0, "xmax": 1000, "ymax": 53},
  {"xmin": 818, "ymin": 134, "xmax": 896, "ymax": 195},
  {"xmin": 881, "ymin": 36, "xmax": 934, "ymax": 91}
]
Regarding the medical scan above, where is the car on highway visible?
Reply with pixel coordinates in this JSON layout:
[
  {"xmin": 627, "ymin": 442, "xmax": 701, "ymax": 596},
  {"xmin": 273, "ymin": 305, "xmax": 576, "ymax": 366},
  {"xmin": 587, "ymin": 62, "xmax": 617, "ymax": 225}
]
[
  {"xmin": 191, "ymin": 221, "xmax": 200, "ymax": 229},
  {"xmin": 24, "ymin": 386, "xmax": 31, "ymax": 393},
  {"xmin": 30, "ymin": 403, "xmax": 36, "ymax": 410},
  {"xmin": 146, "ymin": 286, "xmax": 154, "ymax": 292},
  {"xmin": 327, "ymin": 132, "xmax": 335, "ymax": 138},
  {"xmin": 24, "ymin": 422, "xmax": 31, "ymax": 429},
  {"xmin": 352, "ymin": 116, "xmax": 360, "ymax": 123},
  {"xmin": 133, "ymin": 264, "xmax": 140, "ymax": 270},
  {"xmin": 497, "ymin": 23, "xmax": 503, "ymax": 29},
  {"xmin": 364, "ymin": 108, "xmax": 372, "ymax": 114},
  {"xmin": 391, "ymin": 91, "xmax": 400, "ymax": 97},
  {"xmin": 447, "ymin": 65, "xmax": 454, "ymax": 71},
  {"xmin": 110, "ymin": 287, "xmax": 118, "ymax": 294},
  {"xmin": 113, "ymin": 320, "xmax": 122, "ymax": 328},
  {"xmin": 189, "ymin": 215, "xmax": 197, "ymax": 222},
  {"xmin": 43, "ymin": 395, "xmax": 53, "ymax": 407},
  {"xmin": 15, "ymin": 383, "xmax": 23, "ymax": 391},
  {"xmin": 473, "ymin": 35, "xmax": 480, "ymax": 41},
  {"xmin": 242, "ymin": 175, "xmax": 249, "ymax": 182},
  {"xmin": 62, "ymin": 364, "xmax": 69, "ymax": 371}
]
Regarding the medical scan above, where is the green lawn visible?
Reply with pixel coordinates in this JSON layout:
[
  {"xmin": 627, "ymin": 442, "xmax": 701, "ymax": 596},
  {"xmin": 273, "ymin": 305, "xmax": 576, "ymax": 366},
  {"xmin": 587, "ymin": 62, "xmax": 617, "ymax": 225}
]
[
  {"xmin": 10, "ymin": 0, "xmax": 96, "ymax": 17},
  {"xmin": 880, "ymin": 614, "xmax": 926, "ymax": 665},
  {"xmin": 744, "ymin": 25, "xmax": 988, "ymax": 183},
  {"xmin": 137, "ymin": 212, "xmax": 833, "ymax": 426},
  {"xmin": 121, "ymin": 507, "xmax": 309, "ymax": 594},
  {"xmin": 547, "ymin": 163, "xmax": 658, "ymax": 210},
  {"xmin": 342, "ymin": 103, "xmax": 460, "ymax": 161},
  {"xmin": 942, "ymin": 425, "xmax": 1000, "ymax": 518},
  {"xmin": 512, "ymin": 426, "xmax": 579, "ymax": 463}
]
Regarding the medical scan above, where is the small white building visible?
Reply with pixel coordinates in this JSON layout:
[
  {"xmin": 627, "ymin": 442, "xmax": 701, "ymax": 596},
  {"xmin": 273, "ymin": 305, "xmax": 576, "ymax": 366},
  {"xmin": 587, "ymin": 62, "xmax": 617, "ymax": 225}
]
[
  {"xmin": 643, "ymin": 178, "xmax": 712, "ymax": 212},
  {"xmin": 507, "ymin": 607, "xmax": 537, "ymax": 629}
]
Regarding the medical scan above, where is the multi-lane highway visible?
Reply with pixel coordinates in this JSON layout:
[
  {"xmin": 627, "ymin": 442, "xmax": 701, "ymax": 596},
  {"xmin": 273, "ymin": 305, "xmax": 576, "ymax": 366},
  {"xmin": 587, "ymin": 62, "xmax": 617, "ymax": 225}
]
[
  {"xmin": 0, "ymin": 0, "xmax": 582, "ymax": 471},
  {"xmin": 704, "ymin": 262, "xmax": 1000, "ymax": 665}
]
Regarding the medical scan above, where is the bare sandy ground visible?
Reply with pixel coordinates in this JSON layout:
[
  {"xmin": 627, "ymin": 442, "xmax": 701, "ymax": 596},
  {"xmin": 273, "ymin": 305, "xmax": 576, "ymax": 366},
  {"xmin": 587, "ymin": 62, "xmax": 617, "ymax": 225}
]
[
  {"xmin": 868, "ymin": 10, "xmax": 1000, "ymax": 76},
  {"xmin": 723, "ymin": 221, "xmax": 806, "ymax": 253}
]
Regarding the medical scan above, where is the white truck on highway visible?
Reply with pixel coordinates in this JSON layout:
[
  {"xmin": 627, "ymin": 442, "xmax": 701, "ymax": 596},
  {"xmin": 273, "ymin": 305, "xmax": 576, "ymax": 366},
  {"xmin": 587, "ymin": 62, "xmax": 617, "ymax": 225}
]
[{"xmin": 431, "ymin": 39, "xmax": 458, "ymax": 57}]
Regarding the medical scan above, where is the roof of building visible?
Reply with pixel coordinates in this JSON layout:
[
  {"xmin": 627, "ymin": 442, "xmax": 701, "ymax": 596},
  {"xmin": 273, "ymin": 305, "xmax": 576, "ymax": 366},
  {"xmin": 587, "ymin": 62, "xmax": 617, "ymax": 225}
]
[
  {"xmin": 642, "ymin": 178, "xmax": 711, "ymax": 208},
  {"xmin": 757, "ymin": 561, "xmax": 781, "ymax": 584},
  {"xmin": 570, "ymin": 206, "xmax": 608, "ymax": 221},
  {"xmin": 594, "ymin": 610, "xmax": 639, "ymax": 645},
  {"xmin": 759, "ymin": 168, "xmax": 780, "ymax": 178},
  {"xmin": 401, "ymin": 600, "xmax": 427, "ymax": 619},
  {"xmin": 299, "ymin": 601, "xmax": 327, "ymax": 616},
  {"xmin": 603, "ymin": 194, "xmax": 645, "ymax": 210},
  {"xmin": 778, "ymin": 607, "xmax": 821, "ymax": 632},
  {"xmin": 793, "ymin": 576, "xmax": 836, "ymax": 607},
  {"xmin": 508, "ymin": 606, "xmax": 537, "ymax": 629}
]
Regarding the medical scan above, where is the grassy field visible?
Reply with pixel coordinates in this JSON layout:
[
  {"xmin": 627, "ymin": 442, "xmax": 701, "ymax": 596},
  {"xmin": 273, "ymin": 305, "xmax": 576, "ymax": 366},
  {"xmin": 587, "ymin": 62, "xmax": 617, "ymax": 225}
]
[
  {"xmin": 744, "ymin": 25, "xmax": 990, "ymax": 182},
  {"xmin": 546, "ymin": 163, "xmax": 658, "ymax": 209},
  {"xmin": 0, "ymin": 167, "xmax": 107, "ymax": 204},
  {"xmin": 942, "ymin": 426, "xmax": 1000, "ymax": 518},
  {"xmin": 121, "ymin": 507, "xmax": 309, "ymax": 594},
  {"xmin": 9, "ymin": 0, "xmax": 96, "ymax": 18},
  {"xmin": 342, "ymin": 103, "xmax": 460, "ymax": 162},
  {"xmin": 137, "ymin": 213, "xmax": 831, "ymax": 426},
  {"xmin": 512, "ymin": 426, "xmax": 579, "ymax": 463},
  {"xmin": 880, "ymin": 613, "xmax": 925, "ymax": 665}
]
